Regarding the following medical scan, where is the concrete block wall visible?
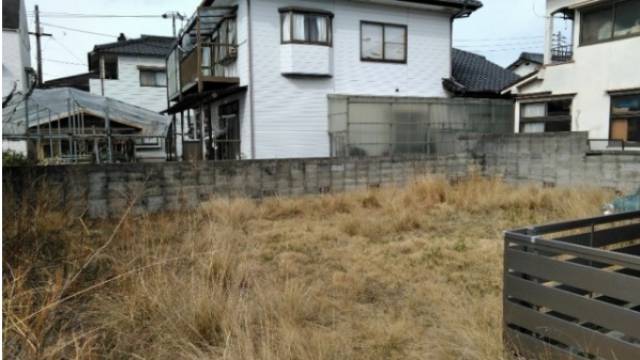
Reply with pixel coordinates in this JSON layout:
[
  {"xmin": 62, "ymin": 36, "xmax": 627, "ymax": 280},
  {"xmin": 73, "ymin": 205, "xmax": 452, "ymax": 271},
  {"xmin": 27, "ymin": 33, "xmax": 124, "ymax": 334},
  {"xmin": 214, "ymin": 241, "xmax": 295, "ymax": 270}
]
[
  {"xmin": 3, "ymin": 153, "xmax": 478, "ymax": 218},
  {"xmin": 4, "ymin": 132, "xmax": 639, "ymax": 218},
  {"xmin": 473, "ymin": 132, "xmax": 640, "ymax": 192}
]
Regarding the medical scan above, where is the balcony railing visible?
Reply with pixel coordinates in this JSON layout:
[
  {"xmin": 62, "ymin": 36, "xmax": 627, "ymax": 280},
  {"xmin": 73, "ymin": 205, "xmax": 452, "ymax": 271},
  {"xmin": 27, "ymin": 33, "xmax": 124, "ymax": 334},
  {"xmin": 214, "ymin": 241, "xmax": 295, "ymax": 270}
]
[
  {"xmin": 179, "ymin": 42, "xmax": 238, "ymax": 91},
  {"xmin": 550, "ymin": 45, "xmax": 573, "ymax": 63},
  {"xmin": 588, "ymin": 138, "xmax": 640, "ymax": 152}
]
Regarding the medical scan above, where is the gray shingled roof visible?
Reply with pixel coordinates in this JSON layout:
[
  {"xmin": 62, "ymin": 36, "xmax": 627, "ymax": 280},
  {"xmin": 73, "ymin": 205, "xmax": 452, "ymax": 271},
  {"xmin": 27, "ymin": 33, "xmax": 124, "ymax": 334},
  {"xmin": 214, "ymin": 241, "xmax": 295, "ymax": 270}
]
[
  {"xmin": 91, "ymin": 35, "xmax": 175, "ymax": 57},
  {"xmin": 447, "ymin": 48, "xmax": 519, "ymax": 96}
]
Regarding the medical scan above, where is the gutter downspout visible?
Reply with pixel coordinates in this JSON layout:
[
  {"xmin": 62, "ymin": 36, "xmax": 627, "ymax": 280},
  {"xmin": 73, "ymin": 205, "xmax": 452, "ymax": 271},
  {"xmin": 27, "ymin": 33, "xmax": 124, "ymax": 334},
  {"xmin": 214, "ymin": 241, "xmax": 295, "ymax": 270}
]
[{"xmin": 247, "ymin": 0, "xmax": 256, "ymax": 159}]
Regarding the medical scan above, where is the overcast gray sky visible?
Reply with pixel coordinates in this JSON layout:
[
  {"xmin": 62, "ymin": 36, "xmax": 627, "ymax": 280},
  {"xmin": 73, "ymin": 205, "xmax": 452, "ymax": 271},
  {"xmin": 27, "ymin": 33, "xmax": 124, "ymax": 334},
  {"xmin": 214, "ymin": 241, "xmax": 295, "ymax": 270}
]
[{"xmin": 25, "ymin": 0, "xmax": 546, "ymax": 81}]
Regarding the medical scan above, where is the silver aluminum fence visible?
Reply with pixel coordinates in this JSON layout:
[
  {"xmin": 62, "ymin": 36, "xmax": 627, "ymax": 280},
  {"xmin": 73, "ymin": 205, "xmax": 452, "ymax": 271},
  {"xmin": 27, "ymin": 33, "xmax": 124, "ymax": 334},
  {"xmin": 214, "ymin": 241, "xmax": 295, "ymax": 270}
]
[
  {"xmin": 504, "ymin": 211, "xmax": 640, "ymax": 360},
  {"xmin": 328, "ymin": 95, "xmax": 514, "ymax": 157}
]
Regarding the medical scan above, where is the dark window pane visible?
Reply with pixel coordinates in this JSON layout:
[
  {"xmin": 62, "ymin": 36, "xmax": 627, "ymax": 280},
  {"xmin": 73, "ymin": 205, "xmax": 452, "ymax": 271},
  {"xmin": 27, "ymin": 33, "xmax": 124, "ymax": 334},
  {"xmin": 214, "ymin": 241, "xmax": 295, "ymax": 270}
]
[
  {"xmin": 612, "ymin": 94, "xmax": 640, "ymax": 115},
  {"xmin": 547, "ymin": 99, "xmax": 571, "ymax": 116},
  {"xmin": 629, "ymin": 118, "xmax": 640, "ymax": 141},
  {"xmin": 614, "ymin": 0, "xmax": 640, "ymax": 38},
  {"xmin": 545, "ymin": 121, "xmax": 571, "ymax": 132},
  {"xmin": 581, "ymin": 6, "xmax": 613, "ymax": 44}
]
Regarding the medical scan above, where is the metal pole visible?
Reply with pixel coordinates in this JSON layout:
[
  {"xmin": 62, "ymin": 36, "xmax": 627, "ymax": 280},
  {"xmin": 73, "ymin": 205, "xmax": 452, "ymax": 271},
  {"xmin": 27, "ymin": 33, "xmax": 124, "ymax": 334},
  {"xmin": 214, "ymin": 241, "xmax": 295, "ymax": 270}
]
[
  {"xmin": 34, "ymin": 5, "xmax": 43, "ymax": 87},
  {"xmin": 57, "ymin": 109, "xmax": 62, "ymax": 155},
  {"xmin": 67, "ymin": 98, "xmax": 73, "ymax": 161},
  {"xmin": 180, "ymin": 111, "xmax": 185, "ymax": 161},
  {"xmin": 105, "ymin": 99, "xmax": 113, "ymax": 162},
  {"xmin": 35, "ymin": 103, "xmax": 41, "ymax": 160},
  {"xmin": 47, "ymin": 109, "xmax": 53, "ymax": 158}
]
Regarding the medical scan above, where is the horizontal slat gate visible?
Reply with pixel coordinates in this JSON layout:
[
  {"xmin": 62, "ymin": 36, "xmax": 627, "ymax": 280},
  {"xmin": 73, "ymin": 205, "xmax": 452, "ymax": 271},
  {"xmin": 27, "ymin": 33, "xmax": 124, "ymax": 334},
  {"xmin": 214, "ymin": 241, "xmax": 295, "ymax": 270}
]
[{"xmin": 503, "ymin": 211, "xmax": 640, "ymax": 360}]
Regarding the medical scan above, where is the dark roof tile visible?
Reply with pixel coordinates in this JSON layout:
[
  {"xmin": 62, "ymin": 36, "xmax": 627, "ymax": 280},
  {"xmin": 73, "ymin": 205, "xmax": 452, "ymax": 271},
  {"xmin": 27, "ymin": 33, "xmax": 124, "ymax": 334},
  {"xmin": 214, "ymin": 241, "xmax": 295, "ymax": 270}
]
[
  {"xmin": 449, "ymin": 48, "xmax": 519, "ymax": 96},
  {"xmin": 91, "ymin": 35, "xmax": 175, "ymax": 57}
]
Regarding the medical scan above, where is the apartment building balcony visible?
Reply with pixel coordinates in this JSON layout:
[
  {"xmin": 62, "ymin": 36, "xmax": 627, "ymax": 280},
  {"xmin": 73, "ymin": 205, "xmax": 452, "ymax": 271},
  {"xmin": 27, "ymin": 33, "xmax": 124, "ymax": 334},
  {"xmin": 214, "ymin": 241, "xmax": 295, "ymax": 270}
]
[
  {"xmin": 178, "ymin": 42, "xmax": 239, "ymax": 96},
  {"xmin": 166, "ymin": 4, "xmax": 240, "ymax": 103}
]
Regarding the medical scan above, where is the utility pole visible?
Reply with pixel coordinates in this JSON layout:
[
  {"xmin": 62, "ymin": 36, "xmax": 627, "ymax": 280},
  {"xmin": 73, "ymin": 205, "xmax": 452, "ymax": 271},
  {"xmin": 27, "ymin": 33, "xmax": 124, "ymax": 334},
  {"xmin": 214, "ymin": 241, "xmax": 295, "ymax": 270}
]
[
  {"xmin": 162, "ymin": 12, "xmax": 185, "ymax": 37},
  {"xmin": 30, "ymin": 5, "xmax": 52, "ymax": 87}
]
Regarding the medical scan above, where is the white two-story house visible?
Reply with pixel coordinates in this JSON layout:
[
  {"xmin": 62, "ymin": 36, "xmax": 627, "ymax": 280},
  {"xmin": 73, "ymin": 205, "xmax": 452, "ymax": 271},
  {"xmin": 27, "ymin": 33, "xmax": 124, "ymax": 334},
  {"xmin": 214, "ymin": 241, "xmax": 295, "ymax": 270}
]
[
  {"xmin": 165, "ymin": 0, "xmax": 483, "ymax": 160},
  {"xmin": 84, "ymin": 35, "xmax": 175, "ymax": 160},
  {"xmin": 503, "ymin": 0, "xmax": 640, "ymax": 150}
]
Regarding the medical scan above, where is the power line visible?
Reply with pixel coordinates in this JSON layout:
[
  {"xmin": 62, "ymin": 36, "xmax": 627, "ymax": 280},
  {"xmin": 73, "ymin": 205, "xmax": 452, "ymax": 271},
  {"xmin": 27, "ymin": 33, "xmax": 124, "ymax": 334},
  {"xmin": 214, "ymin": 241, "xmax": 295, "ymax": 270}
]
[
  {"xmin": 28, "ymin": 11, "xmax": 163, "ymax": 18},
  {"xmin": 44, "ymin": 58, "xmax": 87, "ymax": 67},
  {"xmin": 51, "ymin": 37, "xmax": 84, "ymax": 62},
  {"xmin": 40, "ymin": 22, "xmax": 117, "ymax": 38}
]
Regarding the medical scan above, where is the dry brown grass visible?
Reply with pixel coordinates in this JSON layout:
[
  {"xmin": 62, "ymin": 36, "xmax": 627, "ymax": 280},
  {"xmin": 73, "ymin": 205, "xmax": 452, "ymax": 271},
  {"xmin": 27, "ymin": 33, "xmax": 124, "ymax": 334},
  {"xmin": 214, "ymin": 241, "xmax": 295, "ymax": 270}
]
[{"xmin": 2, "ymin": 175, "xmax": 613, "ymax": 359}]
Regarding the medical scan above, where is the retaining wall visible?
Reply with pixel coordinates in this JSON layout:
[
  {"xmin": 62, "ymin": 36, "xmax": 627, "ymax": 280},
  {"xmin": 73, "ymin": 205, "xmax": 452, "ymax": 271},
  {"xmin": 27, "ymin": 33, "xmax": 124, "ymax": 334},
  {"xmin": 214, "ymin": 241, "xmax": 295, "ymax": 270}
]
[
  {"xmin": 4, "ymin": 153, "xmax": 477, "ymax": 218},
  {"xmin": 4, "ymin": 132, "xmax": 639, "ymax": 218}
]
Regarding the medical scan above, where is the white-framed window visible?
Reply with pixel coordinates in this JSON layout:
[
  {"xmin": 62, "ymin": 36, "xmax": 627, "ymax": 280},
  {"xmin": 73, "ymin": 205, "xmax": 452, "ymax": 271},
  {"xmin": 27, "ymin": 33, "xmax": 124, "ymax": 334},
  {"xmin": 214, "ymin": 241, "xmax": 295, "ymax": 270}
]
[
  {"xmin": 139, "ymin": 68, "xmax": 167, "ymax": 87},
  {"xmin": 280, "ymin": 8, "xmax": 333, "ymax": 46},
  {"xmin": 361, "ymin": 21, "xmax": 407, "ymax": 63}
]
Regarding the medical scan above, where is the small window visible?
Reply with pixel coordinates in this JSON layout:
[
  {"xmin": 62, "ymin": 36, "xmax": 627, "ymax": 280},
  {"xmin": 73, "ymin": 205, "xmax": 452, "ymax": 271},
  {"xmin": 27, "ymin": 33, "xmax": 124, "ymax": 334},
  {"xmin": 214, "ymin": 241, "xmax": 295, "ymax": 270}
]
[
  {"xmin": 104, "ymin": 56, "xmax": 118, "ymax": 80},
  {"xmin": 280, "ymin": 9, "xmax": 332, "ymax": 46},
  {"xmin": 581, "ymin": 0, "xmax": 640, "ymax": 45},
  {"xmin": 139, "ymin": 69, "xmax": 167, "ymax": 87},
  {"xmin": 520, "ymin": 99, "xmax": 572, "ymax": 133},
  {"xmin": 361, "ymin": 21, "xmax": 407, "ymax": 63},
  {"xmin": 610, "ymin": 94, "xmax": 640, "ymax": 143}
]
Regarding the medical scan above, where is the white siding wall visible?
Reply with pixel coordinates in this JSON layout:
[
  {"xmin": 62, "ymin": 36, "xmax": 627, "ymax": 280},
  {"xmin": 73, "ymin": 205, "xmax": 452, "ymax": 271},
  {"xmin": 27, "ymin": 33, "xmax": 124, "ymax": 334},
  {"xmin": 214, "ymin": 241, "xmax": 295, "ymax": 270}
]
[
  {"xmin": 512, "ymin": 0, "xmax": 640, "ymax": 143},
  {"xmin": 249, "ymin": 0, "xmax": 452, "ymax": 159},
  {"xmin": 89, "ymin": 55, "xmax": 168, "ymax": 113}
]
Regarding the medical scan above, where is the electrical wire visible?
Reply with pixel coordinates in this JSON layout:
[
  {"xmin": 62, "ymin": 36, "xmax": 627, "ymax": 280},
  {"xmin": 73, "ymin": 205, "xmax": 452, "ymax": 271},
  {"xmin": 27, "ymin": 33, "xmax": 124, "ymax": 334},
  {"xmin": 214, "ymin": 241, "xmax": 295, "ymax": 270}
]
[
  {"xmin": 28, "ymin": 11, "xmax": 163, "ymax": 18},
  {"xmin": 44, "ymin": 59, "xmax": 87, "ymax": 67},
  {"xmin": 51, "ymin": 37, "xmax": 84, "ymax": 62},
  {"xmin": 40, "ymin": 22, "xmax": 117, "ymax": 38}
]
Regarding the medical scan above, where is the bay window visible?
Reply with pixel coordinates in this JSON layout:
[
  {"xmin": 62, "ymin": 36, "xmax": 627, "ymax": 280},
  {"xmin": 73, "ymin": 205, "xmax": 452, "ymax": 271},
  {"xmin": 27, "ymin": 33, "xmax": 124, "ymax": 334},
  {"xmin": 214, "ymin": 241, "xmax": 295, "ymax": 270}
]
[
  {"xmin": 361, "ymin": 21, "xmax": 407, "ymax": 63},
  {"xmin": 520, "ymin": 99, "xmax": 572, "ymax": 133},
  {"xmin": 580, "ymin": 0, "xmax": 640, "ymax": 45},
  {"xmin": 610, "ymin": 94, "xmax": 640, "ymax": 143},
  {"xmin": 280, "ymin": 8, "xmax": 333, "ymax": 46}
]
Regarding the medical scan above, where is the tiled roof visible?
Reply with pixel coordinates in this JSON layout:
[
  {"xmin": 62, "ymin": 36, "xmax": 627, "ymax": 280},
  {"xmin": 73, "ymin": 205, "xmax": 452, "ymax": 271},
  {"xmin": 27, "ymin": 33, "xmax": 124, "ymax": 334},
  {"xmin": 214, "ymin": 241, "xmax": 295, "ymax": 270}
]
[
  {"xmin": 447, "ymin": 48, "xmax": 519, "ymax": 96},
  {"xmin": 519, "ymin": 52, "xmax": 543, "ymax": 64},
  {"xmin": 91, "ymin": 35, "xmax": 175, "ymax": 58}
]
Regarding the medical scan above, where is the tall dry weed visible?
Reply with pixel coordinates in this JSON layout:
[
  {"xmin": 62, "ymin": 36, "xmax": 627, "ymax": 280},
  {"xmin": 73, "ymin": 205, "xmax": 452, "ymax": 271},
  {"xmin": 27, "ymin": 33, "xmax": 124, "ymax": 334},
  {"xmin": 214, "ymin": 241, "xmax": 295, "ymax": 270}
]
[{"xmin": 3, "ymin": 175, "xmax": 613, "ymax": 359}]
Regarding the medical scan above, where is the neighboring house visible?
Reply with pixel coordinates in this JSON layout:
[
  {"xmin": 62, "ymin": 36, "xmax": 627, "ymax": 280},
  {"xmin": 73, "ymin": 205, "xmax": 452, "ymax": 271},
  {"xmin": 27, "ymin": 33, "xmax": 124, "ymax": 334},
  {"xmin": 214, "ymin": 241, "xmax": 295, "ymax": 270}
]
[
  {"xmin": 2, "ymin": 87, "xmax": 170, "ymax": 163},
  {"xmin": 503, "ymin": 0, "xmax": 640, "ymax": 150},
  {"xmin": 2, "ymin": 0, "xmax": 32, "ymax": 97},
  {"xmin": 86, "ymin": 34, "xmax": 175, "ymax": 113},
  {"xmin": 42, "ymin": 72, "xmax": 99, "ymax": 92},
  {"xmin": 506, "ymin": 52, "xmax": 543, "ymax": 77},
  {"xmin": 165, "ymin": 0, "xmax": 483, "ymax": 160},
  {"xmin": 444, "ymin": 48, "xmax": 520, "ymax": 98}
]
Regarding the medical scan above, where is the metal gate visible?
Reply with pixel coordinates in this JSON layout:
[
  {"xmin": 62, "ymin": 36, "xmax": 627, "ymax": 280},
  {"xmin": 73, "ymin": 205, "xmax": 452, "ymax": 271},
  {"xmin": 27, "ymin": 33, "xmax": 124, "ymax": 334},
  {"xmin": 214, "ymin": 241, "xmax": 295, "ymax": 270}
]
[{"xmin": 503, "ymin": 211, "xmax": 640, "ymax": 360}]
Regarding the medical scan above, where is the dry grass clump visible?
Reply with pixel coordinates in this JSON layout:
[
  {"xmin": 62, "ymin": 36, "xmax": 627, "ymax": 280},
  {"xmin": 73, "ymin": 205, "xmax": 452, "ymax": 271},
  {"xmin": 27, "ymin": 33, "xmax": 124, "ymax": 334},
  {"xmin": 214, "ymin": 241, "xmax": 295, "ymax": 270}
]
[{"xmin": 3, "ymin": 176, "xmax": 613, "ymax": 359}]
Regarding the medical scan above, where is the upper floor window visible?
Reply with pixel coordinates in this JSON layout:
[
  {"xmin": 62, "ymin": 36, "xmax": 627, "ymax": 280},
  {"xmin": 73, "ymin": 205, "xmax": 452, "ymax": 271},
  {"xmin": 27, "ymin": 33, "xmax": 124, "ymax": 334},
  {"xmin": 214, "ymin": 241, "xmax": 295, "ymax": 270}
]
[
  {"xmin": 139, "ymin": 67, "xmax": 167, "ymax": 87},
  {"xmin": 580, "ymin": 0, "xmax": 640, "ymax": 46},
  {"xmin": 280, "ymin": 8, "xmax": 333, "ymax": 46},
  {"xmin": 361, "ymin": 21, "xmax": 407, "ymax": 63}
]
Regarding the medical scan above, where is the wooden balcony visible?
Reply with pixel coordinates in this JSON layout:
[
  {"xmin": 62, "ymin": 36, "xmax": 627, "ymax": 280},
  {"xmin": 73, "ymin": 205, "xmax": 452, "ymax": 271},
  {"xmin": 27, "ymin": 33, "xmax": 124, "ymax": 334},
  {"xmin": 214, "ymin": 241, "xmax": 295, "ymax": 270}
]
[{"xmin": 178, "ymin": 42, "xmax": 239, "ymax": 97}]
